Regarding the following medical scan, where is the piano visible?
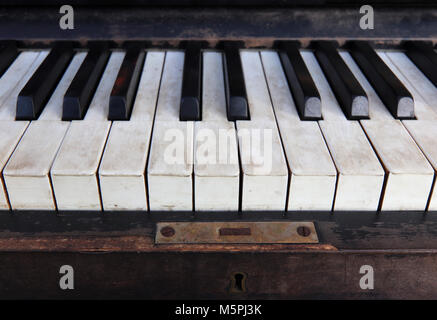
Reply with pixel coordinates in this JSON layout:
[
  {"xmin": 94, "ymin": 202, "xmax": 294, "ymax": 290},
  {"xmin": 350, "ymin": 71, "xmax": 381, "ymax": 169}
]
[{"xmin": 1, "ymin": 0, "xmax": 437, "ymax": 299}]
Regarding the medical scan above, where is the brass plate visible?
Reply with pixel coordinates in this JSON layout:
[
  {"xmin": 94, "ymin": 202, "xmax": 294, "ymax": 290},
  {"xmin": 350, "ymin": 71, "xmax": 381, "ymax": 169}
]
[{"xmin": 155, "ymin": 221, "xmax": 318, "ymax": 244}]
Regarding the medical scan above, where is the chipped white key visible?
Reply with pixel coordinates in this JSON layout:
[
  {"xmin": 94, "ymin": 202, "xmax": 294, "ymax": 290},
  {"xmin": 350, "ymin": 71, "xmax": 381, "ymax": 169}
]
[
  {"xmin": 261, "ymin": 50, "xmax": 337, "ymax": 211},
  {"xmin": 194, "ymin": 52, "xmax": 239, "ymax": 211},
  {"xmin": 3, "ymin": 52, "xmax": 84, "ymax": 210},
  {"xmin": 99, "ymin": 51, "xmax": 165, "ymax": 211},
  {"xmin": 148, "ymin": 51, "xmax": 194, "ymax": 211},
  {"xmin": 51, "ymin": 52, "xmax": 124, "ymax": 211},
  {"xmin": 302, "ymin": 50, "xmax": 385, "ymax": 210},
  {"xmin": 341, "ymin": 51, "xmax": 434, "ymax": 211},
  {"xmin": 237, "ymin": 51, "xmax": 288, "ymax": 211}
]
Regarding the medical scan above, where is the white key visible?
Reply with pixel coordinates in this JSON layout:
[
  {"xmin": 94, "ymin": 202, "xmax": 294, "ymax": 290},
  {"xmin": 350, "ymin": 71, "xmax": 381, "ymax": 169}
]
[
  {"xmin": 384, "ymin": 51, "xmax": 437, "ymax": 115},
  {"xmin": 302, "ymin": 50, "xmax": 385, "ymax": 210},
  {"xmin": 82, "ymin": 51, "xmax": 126, "ymax": 122},
  {"xmin": 403, "ymin": 120, "xmax": 437, "ymax": 210},
  {"xmin": 0, "ymin": 51, "xmax": 49, "ymax": 120},
  {"xmin": 0, "ymin": 52, "xmax": 40, "ymax": 107},
  {"xmin": 341, "ymin": 51, "xmax": 434, "ymax": 210},
  {"xmin": 51, "ymin": 52, "xmax": 124, "ymax": 211},
  {"xmin": 0, "ymin": 121, "xmax": 28, "ymax": 209},
  {"xmin": 128, "ymin": 51, "xmax": 165, "ymax": 122},
  {"xmin": 378, "ymin": 51, "xmax": 437, "ymax": 121},
  {"xmin": 301, "ymin": 50, "xmax": 347, "ymax": 122},
  {"xmin": 194, "ymin": 52, "xmax": 239, "ymax": 211},
  {"xmin": 39, "ymin": 52, "xmax": 87, "ymax": 120},
  {"xmin": 148, "ymin": 51, "xmax": 194, "ymax": 211},
  {"xmin": 362, "ymin": 120, "xmax": 433, "ymax": 210},
  {"xmin": 0, "ymin": 51, "xmax": 41, "ymax": 209},
  {"xmin": 4, "ymin": 122, "xmax": 69, "ymax": 210},
  {"xmin": 237, "ymin": 51, "xmax": 288, "ymax": 211},
  {"xmin": 339, "ymin": 51, "xmax": 393, "ymax": 121},
  {"xmin": 383, "ymin": 51, "xmax": 437, "ymax": 210},
  {"xmin": 3, "ymin": 52, "xmax": 84, "ymax": 210},
  {"xmin": 261, "ymin": 51, "xmax": 337, "ymax": 211},
  {"xmin": 99, "ymin": 51, "xmax": 165, "ymax": 211}
]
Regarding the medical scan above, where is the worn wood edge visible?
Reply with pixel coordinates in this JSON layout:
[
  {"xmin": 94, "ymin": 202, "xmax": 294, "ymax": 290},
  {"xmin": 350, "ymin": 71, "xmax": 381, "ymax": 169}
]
[
  {"xmin": 2, "ymin": 7, "xmax": 437, "ymax": 44},
  {"xmin": 0, "ymin": 234, "xmax": 338, "ymax": 252},
  {"xmin": 3, "ymin": 235, "xmax": 437, "ymax": 253}
]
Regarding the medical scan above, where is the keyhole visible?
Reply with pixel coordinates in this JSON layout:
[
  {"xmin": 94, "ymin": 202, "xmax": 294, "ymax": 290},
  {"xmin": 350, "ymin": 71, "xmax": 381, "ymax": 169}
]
[{"xmin": 230, "ymin": 272, "xmax": 247, "ymax": 293}]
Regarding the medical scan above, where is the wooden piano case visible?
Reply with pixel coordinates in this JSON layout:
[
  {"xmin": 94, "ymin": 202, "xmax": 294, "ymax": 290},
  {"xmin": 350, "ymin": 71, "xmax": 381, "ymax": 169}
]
[{"xmin": 1, "ymin": 211, "xmax": 437, "ymax": 299}]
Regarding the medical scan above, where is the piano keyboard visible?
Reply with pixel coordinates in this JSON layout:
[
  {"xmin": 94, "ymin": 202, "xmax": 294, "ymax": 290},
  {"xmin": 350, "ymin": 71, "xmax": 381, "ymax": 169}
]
[{"xmin": 0, "ymin": 41, "xmax": 437, "ymax": 212}]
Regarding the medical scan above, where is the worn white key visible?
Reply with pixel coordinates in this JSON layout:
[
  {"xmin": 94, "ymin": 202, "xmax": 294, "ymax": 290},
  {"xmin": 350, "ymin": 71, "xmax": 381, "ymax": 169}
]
[
  {"xmin": 148, "ymin": 121, "xmax": 193, "ymax": 211},
  {"xmin": 0, "ymin": 52, "xmax": 40, "ymax": 107},
  {"xmin": 301, "ymin": 50, "xmax": 347, "ymax": 122},
  {"xmin": 341, "ymin": 51, "xmax": 434, "ymax": 210},
  {"xmin": 383, "ymin": 51, "xmax": 437, "ymax": 210},
  {"xmin": 51, "ymin": 52, "xmax": 124, "ymax": 211},
  {"xmin": 194, "ymin": 52, "xmax": 239, "ymax": 211},
  {"xmin": 3, "ymin": 52, "xmax": 83, "ymax": 210},
  {"xmin": 237, "ymin": 51, "xmax": 288, "ymax": 211},
  {"xmin": 384, "ymin": 51, "xmax": 437, "ymax": 115},
  {"xmin": 318, "ymin": 121, "xmax": 385, "ymax": 211},
  {"xmin": 0, "ymin": 51, "xmax": 41, "ymax": 209},
  {"xmin": 339, "ymin": 51, "xmax": 393, "ymax": 121},
  {"xmin": 148, "ymin": 51, "xmax": 194, "ymax": 211},
  {"xmin": 302, "ymin": 50, "xmax": 385, "ymax": 210},
  {"xmin": 0, "ymin": 121, "xmax": 28, "ymax": 209},
  {"xmin": 99, "ymin": 122, "xmax": 151, "ymax": 211},
  {"xmin": 261, "ymin": 51, "xmax": 337, "ymax": 211},
  {"xmin": 99, "ymin": 51, "xmax": 165, "ymax": 211},
  {"xmin": 362, "ymin": 120, "xmax": 433, "ymax": 211},
  {"xmin": 378, "ymin": 51, "xmax": 437, "ymax": 120},
  {"xmin": 0, "ymin": 51, "xmax": 49, "ymax": 120},
  {"xmin": 403, "ymin": 120, "xmax": 437, "ymax": 210},
  {"xmin": 4, "ymin": 122, "xmax": 69, "ymax": 210},
  {"xmin": 39, "ymin": 52, "xmax": 87, "ymax": 120},
  {"xmin": 128, "ymin": 51, "xmax": 165, "ymax": 122}
]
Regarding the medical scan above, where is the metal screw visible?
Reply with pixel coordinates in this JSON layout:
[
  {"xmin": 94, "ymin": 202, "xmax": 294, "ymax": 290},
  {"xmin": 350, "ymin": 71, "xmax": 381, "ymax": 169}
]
[
  {"xmin": 160, "ymin": 226, "xmax": 175, "ymax": 237},
  {"xmin": 297, "ymin": 226, "xmax": 311, "ymax": 237}
]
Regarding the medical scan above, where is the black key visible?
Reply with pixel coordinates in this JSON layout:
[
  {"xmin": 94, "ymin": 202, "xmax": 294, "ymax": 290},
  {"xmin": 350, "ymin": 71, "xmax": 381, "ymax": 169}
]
[
  {"xmin": 63, "ymin": 42, "xmax": 110, "ymax": 120},
  {"xmin": 277, "ymin": 41, "xmax": 321, "ymax": 120},
  {"xmin": 222, "ymin": 41, "xmax": 250, "ymax": 121},
  {"xmin": 0, "ymin": 41, "xmax": 18, "ymax": 78},
  {"xmin": 108, "ymin": 45, "xmax": 145, "ymax": 120},
  {"xmin": 180, "ymin": 41, "xmax": 202, "ymax": 121},
  {"xmin": 16, "ymin": 42, "xmax": 74, "ymax": 120},
  {"xmin": 348, "ymin": 41, "xmax": 414, "ymax": 119},
  {"xmin": 404, "ymin": 41, "xmax": 437, "ymax": 87},
  {"xmin": 313, "ymin": 41, "xmax": 369, "ymax": 120}
]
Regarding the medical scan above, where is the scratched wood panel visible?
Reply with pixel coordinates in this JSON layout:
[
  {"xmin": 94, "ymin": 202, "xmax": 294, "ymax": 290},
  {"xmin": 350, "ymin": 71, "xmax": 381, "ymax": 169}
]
[{"xmin": 1, "ymin": 251, "xmax": 437, "ymax": 299}]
